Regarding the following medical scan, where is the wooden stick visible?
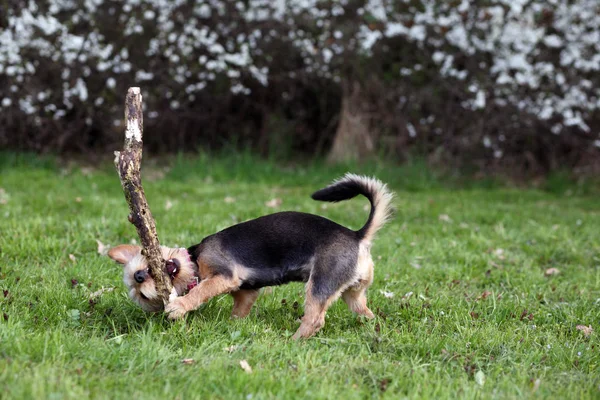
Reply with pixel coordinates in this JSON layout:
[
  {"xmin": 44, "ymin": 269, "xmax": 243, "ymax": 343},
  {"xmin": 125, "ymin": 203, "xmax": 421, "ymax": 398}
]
[{"xmin": 114, "ymin": 87, "xmax": 175, "ymax": 307}]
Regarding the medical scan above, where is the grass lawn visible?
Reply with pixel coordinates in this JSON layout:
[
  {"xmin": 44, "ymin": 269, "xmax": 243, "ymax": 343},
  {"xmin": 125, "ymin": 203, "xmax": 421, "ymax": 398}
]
[{"xmin": 0, "ymin": 152, "xmax": 599, "ymax": 399}]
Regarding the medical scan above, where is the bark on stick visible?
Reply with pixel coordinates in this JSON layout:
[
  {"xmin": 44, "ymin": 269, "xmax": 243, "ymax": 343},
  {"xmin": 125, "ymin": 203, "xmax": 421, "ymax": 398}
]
[{"xmin": 114, "ymin": 87, "xmax": 174, "ymax": 307}]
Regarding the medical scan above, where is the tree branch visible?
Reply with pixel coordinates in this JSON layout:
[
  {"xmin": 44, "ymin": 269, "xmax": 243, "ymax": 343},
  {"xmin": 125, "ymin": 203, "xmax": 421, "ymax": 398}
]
[{"xmin": 114, "ymin": 87, "xmax": 175, "ymax": 307}]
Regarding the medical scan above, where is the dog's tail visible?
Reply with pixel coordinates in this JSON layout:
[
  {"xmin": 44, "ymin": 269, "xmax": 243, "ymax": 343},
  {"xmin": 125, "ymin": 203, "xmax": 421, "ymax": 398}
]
[{"xmin": 311, "ymin": 173, "xmax": 394, "ymax": 242}]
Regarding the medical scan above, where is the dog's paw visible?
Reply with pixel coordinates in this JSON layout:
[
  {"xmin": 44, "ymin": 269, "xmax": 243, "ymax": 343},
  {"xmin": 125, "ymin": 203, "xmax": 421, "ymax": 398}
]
[{"xmin": 165, "ymin": 298, "xmax": 188, "ymax": 320}]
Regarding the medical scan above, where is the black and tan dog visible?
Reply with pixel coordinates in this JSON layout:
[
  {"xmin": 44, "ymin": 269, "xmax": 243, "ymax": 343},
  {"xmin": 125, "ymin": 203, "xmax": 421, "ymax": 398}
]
[{"xmin": 108, "ymin": 173, "xmax": 393, "ymax": 339}]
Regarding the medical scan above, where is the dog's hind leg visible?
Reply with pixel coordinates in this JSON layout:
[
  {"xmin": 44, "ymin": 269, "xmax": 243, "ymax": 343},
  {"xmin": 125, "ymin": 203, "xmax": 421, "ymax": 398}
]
[
  {"xmin": 292, "ymin": 289, "xmax": 332, "ymax": 340},
  {"xmin": 230, "ymin": 289, "xmax": 260, "ymax": 318},
  {"xmin": 166, "ymin": 274, "xmax": 240, "ymax": 320},
  {"xmin": 343, "ymin": 243, "xmax": 375, "ymax": 318},
  {"xmin": 342, "ymin": 284, "xmax": 374, "ymax": 319},
  {"xmin": 293, "ymin": 273, "xmax": 349, "ymax": 340}
]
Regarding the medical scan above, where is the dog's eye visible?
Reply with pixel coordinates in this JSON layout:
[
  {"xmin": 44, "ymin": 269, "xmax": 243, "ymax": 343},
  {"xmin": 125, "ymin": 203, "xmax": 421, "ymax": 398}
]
[{"xmin": 140, "ymin": 293, "xmax": 148, "ymax": 300}]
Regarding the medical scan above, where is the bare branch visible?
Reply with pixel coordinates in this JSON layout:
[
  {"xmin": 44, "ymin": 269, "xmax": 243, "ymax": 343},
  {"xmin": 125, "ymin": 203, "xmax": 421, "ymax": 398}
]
[{"xmin": 114, "ymin": 87, "xmax": 175, "ymax": 307}]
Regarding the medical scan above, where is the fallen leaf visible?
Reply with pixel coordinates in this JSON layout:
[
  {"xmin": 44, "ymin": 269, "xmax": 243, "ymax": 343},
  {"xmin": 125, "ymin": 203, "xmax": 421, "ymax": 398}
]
[
  {"xmin": 75, "ymin": 197, "xmax": 82, "ymax": 203},
  {"xmin": 576, "ymin": 325, "xmax": 593, "ymax": 337},
  {"xmin": 532, "ymin": 378, "xmax": 541, "ymax": 392},
  {"xmin": 493, "ymin": 248, "xmax": 505, "ymax": 260},
  {"xmin": 439, "ymin": 214, "xmax": 452, "ymax": 223},
  {"xmin": 380, "ymin": 290, "xmax": 395, "ymax": 298},
  {"xmin": 96, "ymin": 239, "xmax": 109, "ymax": 256},
  {"xmin": 165, "ymin": 200, "xmax": 173, "ymax": 210},
  {"xmin": 224, "ymin": 196, "xmax": 236, "ymax": 203},
  {"xmin": 223, "ymin": 345, "xmax": 240, "ymax": 353},
  {"xmin": 239, "ymin": 360, "xmax": 252, "ymax": 373},
  {"xmin": 520, "ymin": 309, "xmax": 530, "ymax": 321},
  {"xmin": 378, "ymin": 378, "xmax": 390, "ymax": 392},
  {"xmin": 402, "ymin": 291, "xmax": 414, "ymax": 300},
  {"xmin": 0, "ymin": 188, "xmax": 9, "ymax": 205},
  {"xmin": 265, "ymin": 198, "xmax": 282, "ymax": 208},
  {"xmin": 89, "ymin": 287, "xmax": 114, "ymax": 300},
  {"xmin": 69, "ymin": 254, "xmax": 77, "ymax": 262},
  {"xmin": 181, "ymin": 358, "xmax": 195, "ymax": 365},
  {"xmin": 544, "ymin": 268, "xmax": 560, "ymax": 277},
  {"xmin": 474, "ymin": 370, "xmax": 485, "ymax": 387},
  {"xmin": 70, "ymin": 279, "xmax": 79, "ymax": 288},
  {"xmin": 476, "ymin": 291, "xmax": 492, "ymax": 301}
]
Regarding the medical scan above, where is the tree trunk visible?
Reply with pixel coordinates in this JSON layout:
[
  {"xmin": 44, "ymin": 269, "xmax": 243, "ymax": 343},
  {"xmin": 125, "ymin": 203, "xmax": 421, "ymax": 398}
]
[{"xmin": 327, "ymin": 81, "xmax": 375, "ymax": 163}]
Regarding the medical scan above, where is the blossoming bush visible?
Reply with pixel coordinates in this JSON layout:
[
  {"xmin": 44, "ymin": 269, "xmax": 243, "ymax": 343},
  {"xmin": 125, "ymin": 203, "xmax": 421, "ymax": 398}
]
[{"xmin": 1, "ymin": 0, "xmax": 598, "ymax": 172}]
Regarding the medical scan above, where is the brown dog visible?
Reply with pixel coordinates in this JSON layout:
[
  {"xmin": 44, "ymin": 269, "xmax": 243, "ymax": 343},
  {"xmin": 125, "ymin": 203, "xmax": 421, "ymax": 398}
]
[{"xmin": 108, "ymin": 173, "xmax": 393, "ymax": 339}]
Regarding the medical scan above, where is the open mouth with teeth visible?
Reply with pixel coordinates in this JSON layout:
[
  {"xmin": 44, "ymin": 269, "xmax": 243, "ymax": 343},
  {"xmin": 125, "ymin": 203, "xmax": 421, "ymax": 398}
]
[{"xmin": 165, "ymin": 258, "xmax": 180, "ymax": 279}]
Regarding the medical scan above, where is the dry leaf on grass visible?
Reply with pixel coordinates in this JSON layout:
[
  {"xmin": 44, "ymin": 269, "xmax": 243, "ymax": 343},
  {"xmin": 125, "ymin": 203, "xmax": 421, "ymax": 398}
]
[
  {"xmin": 265, "ymin": 198, "xmax": 282, "ymax": 208},
  {"xmin": 224, "ymin": 196, "xmax": 236, "ymax": 203},
  {"xmin": 544, "ymin": 268, "xmax": 560, "ymax": 277},
  {"xmin": 96, "ymin": 239, "xmax": 109, "ymax": 256},
  {"xmin": 0, "ymin": 188, "xmax": 9, "ymax": 205},
  {"xmin": 438, "ymin": 214, "xmax": 452, "ymax": 223},
  {"xmin": 239, "ymin": 360, "xmax": 252, "ymax": 373},
  {"xmin": 89, "ymin": 287, "xmax": 114, "ymax": 300},
  {"xmin": 576, "ymin": 325, "xmax": 593, "ymax": 337},
  {"xmin": 69, "ymin": 254, "xmax": 77, "ymax": 262},
  {"xmin": 75, "ymin": 197, "xmax": 82, "ymax": 203},
  {"xmin": 476, "ymin": 291, "xmax": 492, "ymax": 301},
  {"xmin": 380, "ymin": 290, "xmax": 395, "ymax": 298},
  {"xmin": 223, "ymin": 345, "xmax": 240, "ymax": 353},
  {"xmin": 165, "ymin": 200, "xmax": 173, "ymax": 211},
  {"xmin": 474, "ymin": 370, "xmax": 485, "ymax": 387},
  {"xmin": 493, "ymin": 248, "xmax": 505, "ymax": 260},
  {"xmin": 182, "ymin": 358, "xmax": 195, "ymax": 365}
]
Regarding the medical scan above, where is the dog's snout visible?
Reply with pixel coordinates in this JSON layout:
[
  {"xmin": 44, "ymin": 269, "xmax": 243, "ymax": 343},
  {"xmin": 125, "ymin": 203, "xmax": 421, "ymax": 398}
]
[{"xmin": 134, "ymin": 269, "xmax": 148, "ymax": 283}]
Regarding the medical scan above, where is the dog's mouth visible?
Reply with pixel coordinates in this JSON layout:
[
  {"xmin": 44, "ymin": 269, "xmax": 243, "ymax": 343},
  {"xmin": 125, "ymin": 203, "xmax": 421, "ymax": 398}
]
[{"xmin": 165, "ymin": 258, "xmax": 180, "ymax": 280}]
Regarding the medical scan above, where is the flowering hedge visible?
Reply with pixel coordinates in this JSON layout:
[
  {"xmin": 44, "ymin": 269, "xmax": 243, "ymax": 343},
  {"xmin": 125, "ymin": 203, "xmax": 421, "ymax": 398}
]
[{"xmin": 1, "ymin": 0, "xmax": 599, "ymax": 171}]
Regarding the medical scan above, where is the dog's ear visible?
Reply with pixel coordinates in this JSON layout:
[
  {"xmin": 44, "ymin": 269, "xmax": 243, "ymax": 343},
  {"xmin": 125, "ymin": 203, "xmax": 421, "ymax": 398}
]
[{"xmin": 108, "ymin": 244, "xmax": 141, "ymax": 265}]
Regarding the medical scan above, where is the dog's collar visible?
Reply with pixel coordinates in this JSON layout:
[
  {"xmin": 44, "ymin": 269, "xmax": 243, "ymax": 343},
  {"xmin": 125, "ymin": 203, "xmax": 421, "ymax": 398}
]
[
  {"xmin": 182, "ymin": 248, "xmax": 200, "ymax": 294},
  {"xmin": 186, "ymin": 277, "xmax": 199, "ymax": 293}
]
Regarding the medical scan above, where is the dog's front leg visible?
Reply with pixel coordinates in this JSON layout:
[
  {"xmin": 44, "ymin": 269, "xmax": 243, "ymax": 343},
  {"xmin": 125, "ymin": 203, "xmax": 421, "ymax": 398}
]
[{"xmin": 166, "ymin": 275, "xmax": 240, "ymax": 320}]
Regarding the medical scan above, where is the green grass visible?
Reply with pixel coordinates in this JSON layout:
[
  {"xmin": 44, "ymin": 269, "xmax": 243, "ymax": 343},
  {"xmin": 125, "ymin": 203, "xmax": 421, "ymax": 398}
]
[{"xmin": 0, "ymin": 152, "xmax": 599, "ymax": 399}]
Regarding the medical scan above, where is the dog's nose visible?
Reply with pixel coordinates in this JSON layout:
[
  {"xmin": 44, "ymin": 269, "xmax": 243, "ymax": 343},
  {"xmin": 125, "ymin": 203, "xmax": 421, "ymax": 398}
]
[{"xmin": 134, "ymin": 270, "xmax": 148, "ymax": 283}]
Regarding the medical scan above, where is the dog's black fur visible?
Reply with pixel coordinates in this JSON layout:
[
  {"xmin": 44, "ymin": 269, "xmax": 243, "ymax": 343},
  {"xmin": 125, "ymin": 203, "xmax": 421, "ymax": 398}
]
[{"xmin": 188, "ymin": 211, "xmax": 360, "ymax": 297}]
